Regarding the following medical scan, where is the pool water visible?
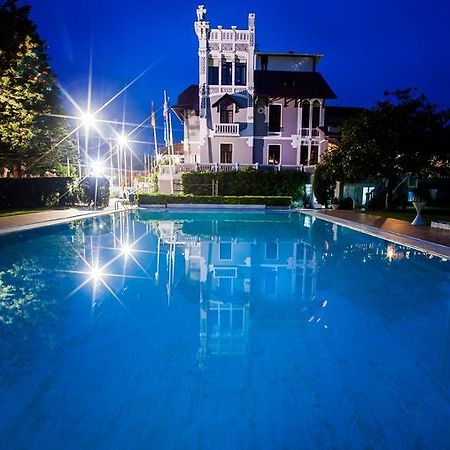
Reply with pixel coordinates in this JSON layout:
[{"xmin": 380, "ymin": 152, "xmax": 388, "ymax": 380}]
[{"xmin": 0, "ymin": 210, "xmax": 449, "ymax": 449}]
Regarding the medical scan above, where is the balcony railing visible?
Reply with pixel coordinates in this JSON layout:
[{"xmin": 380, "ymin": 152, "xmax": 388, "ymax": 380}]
[
  {"xmin": 301, "ymin": 128, "xmax": 320, "ymax": 138},
  {"xmin": 214, "ymin": 123, "xmax": 240, "ymax": 136},
  {"xmin": 159, "ymin": 163, "xmax": 305, "ymax": 175}
]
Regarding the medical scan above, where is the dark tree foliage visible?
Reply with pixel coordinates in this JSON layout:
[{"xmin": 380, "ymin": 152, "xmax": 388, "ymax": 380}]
[
  {"xmin": 322, "ymin": 88, "xmax": 450, "ymax": 209},
  {"xmin": 0, "ymin": 0, "xmax": 74, "ymax": 177},
  {"xmin": 312, "ymin": 163, "xmax": 335, "ymax": 207}
]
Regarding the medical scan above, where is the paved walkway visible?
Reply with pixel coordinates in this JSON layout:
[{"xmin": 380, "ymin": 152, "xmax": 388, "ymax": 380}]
[
  {"xmin": 303, "ymin": 210, "xmax": 450, "ymax": 259},
  {"xmin": 0, "ymin": 203, "xmax": 135, "ymax": 236}
]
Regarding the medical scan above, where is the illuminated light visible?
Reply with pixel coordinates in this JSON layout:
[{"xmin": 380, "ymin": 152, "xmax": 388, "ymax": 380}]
[
  {"xmin": 120, "ymin": 243, "xmax": 133, "ymax": 257},
  {"xmin": 386, "ymin": 244, "xmax": 396, "ymax": 262},
  {"xmin": 91, "ymin": 160, "xmax": 105, "ymax": 177},
  {"xmin": 81, "ymin": 112, "xmax": 96, "ymax": 128},
  {"xmin": 118, "ymin": 134, "xmax": 128, "ymax": 147},
  {"xmin": 89, "ymin": 266, "xmax": 103, "ymax": 283}
]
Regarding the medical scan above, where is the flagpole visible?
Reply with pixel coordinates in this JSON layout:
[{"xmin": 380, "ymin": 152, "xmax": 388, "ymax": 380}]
[{"xmin": 151, "ymin": 101, "xmax": 158, "ymax": 159}]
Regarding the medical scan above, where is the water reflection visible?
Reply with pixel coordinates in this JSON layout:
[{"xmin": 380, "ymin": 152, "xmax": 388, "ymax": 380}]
[{"xmin": 0, "ymin": 211, "xmax": 449, "ymax": 448}]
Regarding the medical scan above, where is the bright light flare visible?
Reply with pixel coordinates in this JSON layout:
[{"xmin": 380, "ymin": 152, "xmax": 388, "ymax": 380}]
[
  {"xmin": 117, "ymin": 134, "xmax": 129, "ymax": 147},
  {"xmin": 81, "ymin": 111, "xmax": 96, "ymax": 128},
  {"xmin": 386, "ymin": 244, "xmax": 396, "ymax": 262},
  {"xmin": 91, "ymin": 160, "xmax": 105, "ymax": 177},
  {"xmin": 120, "ymin": 243, "xmax": 134, "ymax": 258},
  {"xmin": 89, "ymin": 266, "xmax": 104, "ymax": 283}
]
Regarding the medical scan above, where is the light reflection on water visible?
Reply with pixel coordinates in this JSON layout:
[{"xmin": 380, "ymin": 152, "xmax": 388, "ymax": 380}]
[{"xmin": 0, "ymin": 210, "xmax": 449, "ymax": 449}]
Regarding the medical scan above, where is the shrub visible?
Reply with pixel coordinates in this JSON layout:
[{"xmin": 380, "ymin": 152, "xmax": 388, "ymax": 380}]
[
  {"xmin": 181, "ymin": 170, "xmax": 308, "ymax": 201},
  {"xmin": 312, "ymin": 164, "xmax": 335, "ymax": 207},
  {"xmin": 0, "ymin": 177, "xmax": 75, "ymax": 209},
  {"xmin": 137, "ymin": 194, "xmax": 292, "ymax": 207},
  {"xmin": 339, "ymin": 197, "xmax": 354, "ymax": 210}
]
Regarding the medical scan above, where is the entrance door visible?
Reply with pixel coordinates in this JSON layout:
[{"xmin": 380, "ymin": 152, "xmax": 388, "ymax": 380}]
[{"xmin": 268, "ymin": 145, "xmax": 281, "ymax": 165}]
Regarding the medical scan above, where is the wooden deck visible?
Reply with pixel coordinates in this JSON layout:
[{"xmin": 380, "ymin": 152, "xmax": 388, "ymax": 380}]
[{"xmin": 303, "ymin": 210, "xmax": 450, "ymax": 258}]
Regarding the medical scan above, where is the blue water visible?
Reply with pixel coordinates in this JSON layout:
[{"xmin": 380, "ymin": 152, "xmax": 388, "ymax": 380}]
[{"xmin": 0, "ymin": 210, "xmax": 449, "ymax": 450}]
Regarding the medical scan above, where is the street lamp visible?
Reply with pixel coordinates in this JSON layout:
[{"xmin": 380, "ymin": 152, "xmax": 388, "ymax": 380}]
[
  {"xmin": 81, "ymin": 112, "xmax": 96, "ymax": 129},
  {"xmin": 91, "ymin": 160, "xmax": 105, "ymax": 178}
]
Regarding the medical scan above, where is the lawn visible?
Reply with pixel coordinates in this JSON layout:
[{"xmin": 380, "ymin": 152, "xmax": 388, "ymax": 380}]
[{"xmin": 364, "ymin": 207, "xmax": 450, "ymax": 225}]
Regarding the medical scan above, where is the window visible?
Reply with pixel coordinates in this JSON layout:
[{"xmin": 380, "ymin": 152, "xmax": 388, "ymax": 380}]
[
  {"xmin": 312, "ymin": 101, "xmax": 321, "ymax": 127},
  {"xmin": 219, "ymin": 242, "xmax": 232, "ymax": 260},
  {"xmin": 300, "ymin": 145, "xmax": 309, "ymax": 165},
  {"xmin": 260, "ymin": 55, "xmax": 268, "ymax": 71},
  {"xmin": 264, "ymin": 270, "xmax": 277, "ymax": 295},
  {"xmin": 265, "ymin": 242, "xmax": 278, "ymax": 260},
  {"xmin": 268, "ymin": 104, "xmax": 281, "ymax": 133},
  {"xmin": 220, "ymin": 143, "xmax": 233, "ymax": 163},
  {"xmin": 208, "ymin": 66, "xmax": 219, "ymax": 85},
  {"xmin": 268, "ymin": 145, "xmax": 281, "ymax": 165},
  {"xmin": 221, "ymin": 61, "xmax": 232, "ymax": 85},
  {"xmin": 301, "ymin": 101, "xmax": 310, "ymax": 128},
  {"xmin": 235, "ymin": 62, "xmax": 247, "ymax": 86},
  {"xmin": 310, "ymin": 145, "xmax": 319, "ymax": 165},
  {"xmin": 219, "ymin": 103, "xmax": 234, "ymax": 123}
]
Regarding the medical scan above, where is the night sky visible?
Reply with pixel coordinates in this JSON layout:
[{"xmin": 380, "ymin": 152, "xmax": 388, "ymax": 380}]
[{"xmin": 27, "ymin": 0, "xmax": 450, "ymax": 155}]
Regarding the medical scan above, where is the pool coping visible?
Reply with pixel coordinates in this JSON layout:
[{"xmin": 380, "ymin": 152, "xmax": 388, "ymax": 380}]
[
  {"xmin": 0, "ymin": 205, "xmax": 137, "ymax": 237},
  {"xmin": 1, "ymin": 206, "xmax": 448, "ymax": 259},
  {"xmin": 301, "ymin": 209, "xmax": 450, "ymax": 259}
]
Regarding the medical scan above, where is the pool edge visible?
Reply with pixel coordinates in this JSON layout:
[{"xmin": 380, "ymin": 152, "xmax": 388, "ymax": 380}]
[{"xmin": 301, "ymin": 209, "xmax": 450, "ymax": 259}]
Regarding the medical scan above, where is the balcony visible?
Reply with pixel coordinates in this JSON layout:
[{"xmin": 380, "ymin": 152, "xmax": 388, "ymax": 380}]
[
  {"xmin": 214, "ymin": 123, "xmax": 240, "ymax": 136},
  {"xmin": 301, "ymin": 128, "xmax": 320, "ymax": 138}
]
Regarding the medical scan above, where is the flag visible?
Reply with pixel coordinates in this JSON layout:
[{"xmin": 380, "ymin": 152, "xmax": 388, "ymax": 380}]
[
  {"xmin": 151, "ymin": 102, "xmax": 156, "ymax": 128},
  {"xmin": 163, "ymin": 91, "xmax": 169, "ymax": 147},
  {"xmin": 163, "ymin": 91, "xmax": 168, "ymax": 121}
]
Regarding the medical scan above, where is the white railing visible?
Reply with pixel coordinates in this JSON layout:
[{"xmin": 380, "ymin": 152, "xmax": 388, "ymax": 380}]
[
  {"xmin": 301, "ymin": 128, "xmax": 320, "ymax": 138},
  {"xmin": 158, "ymin": 163, "xmax": 305, "ymax": 175},
  {"xmin": 214, "ymin": 123, "xmax": 240, "ymax": 136}
]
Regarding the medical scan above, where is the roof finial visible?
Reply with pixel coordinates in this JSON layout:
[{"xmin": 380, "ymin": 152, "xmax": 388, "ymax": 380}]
[{"xmin": 196, "ymin": 5, "xmax": 207, "ymax": 21}]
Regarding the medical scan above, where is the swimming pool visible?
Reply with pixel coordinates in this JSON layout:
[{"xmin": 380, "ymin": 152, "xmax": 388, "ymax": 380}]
[{"xmin": 0, "ymin": 210, "xmax": 449, "ymax": 449}]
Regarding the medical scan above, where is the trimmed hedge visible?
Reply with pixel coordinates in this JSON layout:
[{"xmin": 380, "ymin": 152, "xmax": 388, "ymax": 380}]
[
  {"xmin": 0, "ymin": 177, "xmax": 110, "ymax": 209},
  {"xmin": 137, "ymin": 194, "xmax": 292, "ymax": 207},
  {"xmin": 181, "ymin": 170, "xmax": 308, "ymax": 201},
  {"xmin": 0, "ymin": 177, "xmax": 76, "ymax": 209}
]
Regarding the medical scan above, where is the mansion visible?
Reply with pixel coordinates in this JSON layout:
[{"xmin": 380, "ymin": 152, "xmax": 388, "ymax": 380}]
[{"xmin": 172, "ymin": 5, "xmax": 337, "ymax": 173}]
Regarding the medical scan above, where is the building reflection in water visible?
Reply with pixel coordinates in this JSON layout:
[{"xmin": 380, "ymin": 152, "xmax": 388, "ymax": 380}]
[{"xmin": 146, "ymin": 213, "xmax": 324, "ymax": 368}]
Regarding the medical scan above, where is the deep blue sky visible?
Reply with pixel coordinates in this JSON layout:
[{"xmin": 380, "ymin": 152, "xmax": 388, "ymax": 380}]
[{"xmin": 27, "ymin": 0, "xmax": 450, "ymax": 152}]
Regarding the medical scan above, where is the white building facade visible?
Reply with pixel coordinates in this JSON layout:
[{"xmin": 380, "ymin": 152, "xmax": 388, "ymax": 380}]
[{"xmin": 172, "ymin": 5, "xmax": 336, "ymax": 172}]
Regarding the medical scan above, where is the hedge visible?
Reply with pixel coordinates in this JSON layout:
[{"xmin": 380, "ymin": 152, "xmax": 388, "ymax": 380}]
[
  {"xmin": 0, "ymin": 177, "xmax": 110, "ymax": 209},
  {"xmin": 137, "ymin": 194, "xmax": 292, "ymax": 207},
  {"xmin": 181, "ymin": 170, "xmax": 308, "ymax": 201}
]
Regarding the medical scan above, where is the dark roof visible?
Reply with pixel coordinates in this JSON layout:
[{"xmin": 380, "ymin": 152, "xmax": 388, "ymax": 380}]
[
  {"xmin": 256, "ymin": 52, "xmax": 323, "ymax": 58},
  {"xmin": 172, "ymin": 84, "xmax": 199, "ymax": 117},
  {"xmin": 254, "ymin": 70, "xmax": 336, "ymax": 99},
  {"xmin": 320, "ymin": 106, "xmax": 367, "ymax": 138},
  {"xmin": 211, "ymin": 93, "xmax": 247, "ymax": 108},
  {"xmin": 324, "ymin": 106, "xmax": 366, "ymax": 127}
]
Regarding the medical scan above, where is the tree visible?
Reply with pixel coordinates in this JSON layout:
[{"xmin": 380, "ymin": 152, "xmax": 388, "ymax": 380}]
[
  {"xmin": 322, "ymin": 89, "xmax": 450, "ymax": 209},
  {"xmin": 312, "ymin": 163, "xmax": 335, "ymax": 207},
  {"xmin": 0, "ymin": 0, "xmax": 74, "ymax": 177}
]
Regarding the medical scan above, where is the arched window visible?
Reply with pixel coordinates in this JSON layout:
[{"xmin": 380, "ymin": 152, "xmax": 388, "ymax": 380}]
[
  {"xmin": 301, "ymin": 101, "xmax": 310, "ymax": 128},
  {"xmin": 312, "ymin": 100, "xmax": 321, "ymax": 128}
]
